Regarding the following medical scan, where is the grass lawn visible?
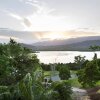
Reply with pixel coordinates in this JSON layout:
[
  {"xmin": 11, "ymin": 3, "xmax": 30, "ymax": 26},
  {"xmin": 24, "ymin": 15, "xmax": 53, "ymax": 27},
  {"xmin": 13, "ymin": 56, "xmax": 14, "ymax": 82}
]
[
  {"xmin": 44, "ymin": 71, "xmax": 59, "ymax": 76},
  {"xmin": 68, "ymin": 78, "xmax": 82, "ymax": 88},
  {"xmin": 70, "ymin": 70, "xmax": 77, "ymax": 74},
  {"xmin": 69, "ymin": 70, "xmax": 82, "ymax": 88},
  {"xmin": 96, "ymin": 80, "xmax": 100, "ymax": 86}
]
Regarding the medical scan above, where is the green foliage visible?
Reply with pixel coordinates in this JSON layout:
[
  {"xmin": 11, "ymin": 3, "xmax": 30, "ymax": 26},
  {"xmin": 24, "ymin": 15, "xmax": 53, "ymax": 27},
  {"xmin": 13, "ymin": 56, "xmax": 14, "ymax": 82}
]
[
  {"xmin": 0, "ymin": 69, "xmax": 45, "ymax": 100},
  {"xmin": 0, "ymin": 86, "xmax": 12, "ymax": 100},
  {"xmin": 41, "ymin": 63, "xmax": 71, "ymax": 80},
  {"xmin": 0, "ymin": 68, "xmax": 72, "ymax": 100},
  {"xmin": 74, "ymin": 55, "xmax": 86, "ymax": 69},
  {"xmin": 89, "ymin": 45, "xmax": 100, "ymax": 51},
  {"xmin": 0, "ymin": 92, "xmax": 11, "ymax": 100},
  {"xmin": 0, "ymin": 39, "xmax": 39, "ymax": 85},
  {"xmin": 77, "ymin": 54, "xmax": 100, "ymax": 87},
  {"xmin": 0, "ymin": 39, "xmax": 72, "ymax": 100},
  {"xmin": 68, "ymin": 78, "xmax": 82, "ymax": 88},
  {"xmin": 18, "ymin": 73, "xmax": 34, "ymax": 100},
  {"xmin": 17, "ymin": 69, "xmax": 72, "ymax": 100},
  {"xmin": 44, "ymin": 71, "xmax": 59, "ymax": 76},
  {"xmin": 51, "ymin": 81, "xmax": 72, "ymax": 100},
  {"xmin": 56, "ymin": 64, "xmax": 70, "ymax": 80},
  {"xmin": 0, "ymin": 86, "xmax": 9, "ymax": 93},
  {"xmin": 41, "ymin": 63, "xmax": 51, "ymax": 71}
]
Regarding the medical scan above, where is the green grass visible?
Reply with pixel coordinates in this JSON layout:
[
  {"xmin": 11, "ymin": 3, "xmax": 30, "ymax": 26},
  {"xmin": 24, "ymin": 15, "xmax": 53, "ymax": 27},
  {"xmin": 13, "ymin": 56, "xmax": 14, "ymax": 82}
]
[
  {"xmin": 69, "ymin": 70, "xmax": 82, "ymax": 87},
  {"xmin": 68, "ymin": 78, "xmax": 82, "ymax": 88},
  {"xmin": 44, "ymin": 71, "xmax": 59, "ymax": 76},
  {"xmin": 70, "ymin": 70, "xmax": 77, "ymax": 74},
  {"xmin": 96, "ymin": 80, "xmax": 100, "ymax": 86}
]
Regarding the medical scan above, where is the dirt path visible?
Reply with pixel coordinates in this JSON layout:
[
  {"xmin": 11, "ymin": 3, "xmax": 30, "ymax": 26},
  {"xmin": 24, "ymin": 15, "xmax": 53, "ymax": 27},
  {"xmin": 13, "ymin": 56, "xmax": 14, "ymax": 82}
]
[{"xmin": 72, "ymin": 87, "xmax": 90, "ymax": 100}]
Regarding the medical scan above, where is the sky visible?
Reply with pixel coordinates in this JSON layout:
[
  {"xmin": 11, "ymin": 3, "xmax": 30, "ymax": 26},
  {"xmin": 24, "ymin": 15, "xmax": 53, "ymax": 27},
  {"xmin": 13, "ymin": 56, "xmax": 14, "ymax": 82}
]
[{"xmin": 0, "ymin": 0, "xmax": 100, "ymax": 43}]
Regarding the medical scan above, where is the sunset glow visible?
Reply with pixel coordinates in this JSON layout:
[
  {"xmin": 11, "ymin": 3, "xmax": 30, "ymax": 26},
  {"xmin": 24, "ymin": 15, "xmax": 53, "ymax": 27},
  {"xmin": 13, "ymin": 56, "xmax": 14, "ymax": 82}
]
[{"xmin": 42, "ymin": 32, "xmax": 67, "ymax": 40}]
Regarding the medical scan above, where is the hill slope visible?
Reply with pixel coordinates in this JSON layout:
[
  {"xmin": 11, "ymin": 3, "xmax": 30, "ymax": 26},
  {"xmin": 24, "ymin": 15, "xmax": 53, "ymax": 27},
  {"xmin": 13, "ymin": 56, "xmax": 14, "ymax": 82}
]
[
  {"xmin": 33, "ymin": 36, "xmax": 100, "ymax": 46},
  {"xmin": 22, "ymin": 40, "xmax": 100, "ymax": 51},
  {"xmin": 35, "ymin": 40, "xmax": 100, "ymax": 51}
]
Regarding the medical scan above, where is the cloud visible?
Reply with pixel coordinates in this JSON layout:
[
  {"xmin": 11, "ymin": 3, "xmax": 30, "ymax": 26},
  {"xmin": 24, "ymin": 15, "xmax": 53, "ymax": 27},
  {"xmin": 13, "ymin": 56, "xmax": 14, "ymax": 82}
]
[
  {"xmin": 34, "ymin": 30, "xmax": 100, "ymax": 40},
  {"xmin": 2, "ymin": 10, "xmax": 22, "ymax": 20},
  {"xmin": 0, "ymin": 35, "xmax": 24, "ymax": 43},
  {"xmin": 76, "ymin": 27, "xmax": 97, "ymax": 32},
  {"xmin": 25, "ymin": 0, "xmax": 56, "ymax": 15},
  {"xmin": 8, "ymin": 13, "xmax": 22, "ymax": 20},
  {"xmin": 7, "ymin": 12, "xmax": 32, "ymax": 28},
  {"xmin": 63, "ymin": 30, "xmax": 100, "ymax": 38},
  {"xmin": 20, "ymin": 0, "xmax": 66, "ymax": 31},
  {"xmin": 23, "ymin": 18, "xmax": 32, "ymax": 27},
  {"xmin": 22, "ymin": 2, "xmax": 66, "ymax": 31},
  {"xmin": 0, "ymin": 0, "xmax": 67, "ymax": 31}
]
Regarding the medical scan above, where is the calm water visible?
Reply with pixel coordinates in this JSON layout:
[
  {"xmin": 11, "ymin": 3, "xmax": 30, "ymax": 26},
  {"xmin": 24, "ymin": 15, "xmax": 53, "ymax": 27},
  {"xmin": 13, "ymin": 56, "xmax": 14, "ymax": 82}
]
[{"xmin": 35, "ymin": 51, "xmax": 100, "ymax": 64}]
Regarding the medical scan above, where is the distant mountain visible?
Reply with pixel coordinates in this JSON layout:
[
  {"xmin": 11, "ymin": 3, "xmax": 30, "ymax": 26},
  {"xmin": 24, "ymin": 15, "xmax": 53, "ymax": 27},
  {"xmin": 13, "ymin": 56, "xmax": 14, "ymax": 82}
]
[
  {"xmin": 21, "ymin": 39, "xmax": 100, "ymax": 51},
  {"xmin": 33, "ymin": 36, "xmax": 100, "ymax": 46},
  {"xmin": 20, "ymin": 43, "xmax": 37, "ymax": 51},
  {"xmin": 36, "ymin": 40, "xmax": 100, "ymax": 51}
]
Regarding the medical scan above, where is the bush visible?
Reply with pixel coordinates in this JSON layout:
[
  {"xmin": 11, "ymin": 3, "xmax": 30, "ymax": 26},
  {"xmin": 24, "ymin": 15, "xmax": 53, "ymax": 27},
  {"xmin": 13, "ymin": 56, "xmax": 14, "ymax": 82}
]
[{"xmin": 51, "ymin": 81, "xmax": 72, "ymax": 100}]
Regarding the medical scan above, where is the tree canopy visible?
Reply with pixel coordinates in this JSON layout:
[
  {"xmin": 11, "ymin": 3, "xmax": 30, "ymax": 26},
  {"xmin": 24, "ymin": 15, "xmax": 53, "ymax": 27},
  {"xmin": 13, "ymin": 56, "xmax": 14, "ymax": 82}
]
[{"xmin": 0, "ymin": 39, "xmax": 39, "ymax": 85}]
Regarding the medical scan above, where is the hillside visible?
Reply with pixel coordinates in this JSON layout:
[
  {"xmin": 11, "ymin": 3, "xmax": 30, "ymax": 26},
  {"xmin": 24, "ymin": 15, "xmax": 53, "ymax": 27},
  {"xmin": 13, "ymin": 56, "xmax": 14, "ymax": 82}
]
[
  {"xmin": 33, "ymin": 36, "xmax": 100, "ymax": 46},
  {"xmin": 20, "ymin": 43, "xmax": 37, "ymax": 51},
  {"xmin": 21, "ymin": 40, "xmax": 100, "ymax": 51},
  {"xmin": 35, "ymin": 40, "xmax": 100, "ymax": 51}
]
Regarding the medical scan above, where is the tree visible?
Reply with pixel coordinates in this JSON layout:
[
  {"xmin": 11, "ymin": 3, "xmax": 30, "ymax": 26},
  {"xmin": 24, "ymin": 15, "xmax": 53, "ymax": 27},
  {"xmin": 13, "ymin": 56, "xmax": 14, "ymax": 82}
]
[
  {"xmin": 74, "ymin": 55, "xmax": 86, "ymax": 69},
  {"xmin": 89, "ymin": 45, "xmax": 100, "ymax": 51},
  {"xmin": 41, "ymin": 63, "xmax": 51, "ymax": 71},
  {"xmin": 51, "ymin": 81, "xmax": 72, "ymax": 100},
  {"xmin": 77, "ymin": 59, "xmax": 100, "ymax": 87},
  {"xmin": 0, "ymin": 39, "xmax": 39, "ymax": 85},
  {"xmin": 56, "ymin": 63, "xmax": 70, "ymax": 80}
]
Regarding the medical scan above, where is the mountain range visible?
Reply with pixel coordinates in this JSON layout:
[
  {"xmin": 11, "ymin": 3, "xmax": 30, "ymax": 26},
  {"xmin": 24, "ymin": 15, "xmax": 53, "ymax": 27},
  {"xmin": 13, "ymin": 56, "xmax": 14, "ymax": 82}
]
[{"xmin": 22, "ymin": 36, "xmax": 100, "ymax": 51}]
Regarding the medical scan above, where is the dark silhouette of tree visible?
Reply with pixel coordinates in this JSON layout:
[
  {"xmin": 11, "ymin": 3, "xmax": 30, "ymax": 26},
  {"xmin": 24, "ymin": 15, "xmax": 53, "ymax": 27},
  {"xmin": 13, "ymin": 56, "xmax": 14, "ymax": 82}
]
[{"xmin": 74, "ymin": 55, "xmax": 86, "ymax": 69}]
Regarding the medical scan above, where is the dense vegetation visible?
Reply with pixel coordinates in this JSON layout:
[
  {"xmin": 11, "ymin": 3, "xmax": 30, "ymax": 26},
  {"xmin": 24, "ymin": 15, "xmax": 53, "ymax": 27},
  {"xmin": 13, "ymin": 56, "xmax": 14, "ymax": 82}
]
[
  {"xmin": 77, "ymin": 53, "xmax": 100, "ymax": 87},
  {"xmin": 0, "ymin": 39, "xmax": 72, "ymax": 100},
  {"xmin": 0, "ymin": 39, "xmax": 39, "ymax": 86}
]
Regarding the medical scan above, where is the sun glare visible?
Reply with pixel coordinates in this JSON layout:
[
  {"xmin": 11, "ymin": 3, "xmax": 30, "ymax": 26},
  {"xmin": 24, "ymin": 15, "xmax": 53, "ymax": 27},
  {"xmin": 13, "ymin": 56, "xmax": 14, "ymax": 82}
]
[{"xmin": 44, "ymin": 32, "xmax": 66, "ymax": 40}]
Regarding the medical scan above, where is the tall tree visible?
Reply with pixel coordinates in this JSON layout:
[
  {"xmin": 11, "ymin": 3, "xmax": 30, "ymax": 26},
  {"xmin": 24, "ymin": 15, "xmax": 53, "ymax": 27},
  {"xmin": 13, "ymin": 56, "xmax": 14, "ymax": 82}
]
[
  {"xmin": 74, "ymin": 55, "xmax": 86, "ymax": 69},
  {"xmin": 0, "ymin": 39, "xmax": 39, "ymax": 85},
  {"xmin": 56, "ymin": 63, "xmax": 70, "ymax": 80}
]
